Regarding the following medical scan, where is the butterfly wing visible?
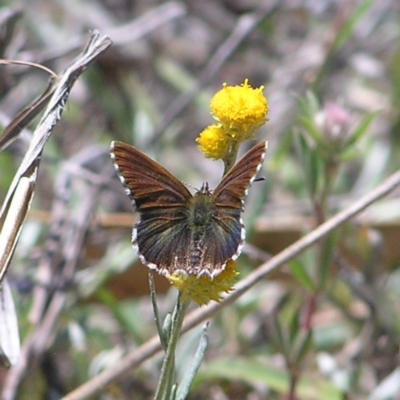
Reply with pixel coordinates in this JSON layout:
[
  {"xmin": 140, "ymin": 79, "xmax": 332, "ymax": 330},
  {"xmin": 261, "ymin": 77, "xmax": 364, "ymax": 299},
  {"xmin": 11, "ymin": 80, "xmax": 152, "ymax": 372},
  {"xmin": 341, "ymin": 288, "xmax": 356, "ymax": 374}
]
[
  {"xmin": 213, "ymin": 141, "xmax": 267, "ymax": 207},
  {"xmin": 202, "ymin": 141, "xmax": 268, "ymax": 271},
  {"xmin": 111, "ymin": 141, "xmax": 192, "ymax": 210},
  {"xmin": 110, "ymin": 141, "xmax": 194, "ymax": 274}
]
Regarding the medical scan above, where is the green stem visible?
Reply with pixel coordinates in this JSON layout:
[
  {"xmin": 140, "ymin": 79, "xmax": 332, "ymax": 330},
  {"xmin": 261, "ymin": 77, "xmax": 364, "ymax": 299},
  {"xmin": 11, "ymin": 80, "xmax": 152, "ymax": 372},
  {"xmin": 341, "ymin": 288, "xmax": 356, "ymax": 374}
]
[
  {"xmin": 154, "ymin": 295, "xmax": 189, "ymax": 400},
  {"xmin": 149, "ymin": 270, "xmax": 168, "ymax": 350},
  {"xmin": 316, "ymin": 158, "xmax": 338, "ymax": 287},
  {"xmin": 223, "ymin": 141, "xmax": 240, "ymax": 175}
]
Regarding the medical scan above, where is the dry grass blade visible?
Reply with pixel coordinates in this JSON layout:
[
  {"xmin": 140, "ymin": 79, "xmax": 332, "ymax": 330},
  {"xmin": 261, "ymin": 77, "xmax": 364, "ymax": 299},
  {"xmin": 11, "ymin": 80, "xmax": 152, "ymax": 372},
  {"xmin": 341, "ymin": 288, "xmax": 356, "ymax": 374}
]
[
  {"xmin": 0, "ymin": 59, "xmax": 59, "ymax": 151},
  {"xmin": 0, "ymin": 280, "xmax": 20, "ymax": 368},
  {"xmin": 0, "ymin": 31, "xmax": 112, "ymax": 286},
  {"xmin": 0, "ymin": 169, "xmax": 38, "ymax": 284},
  {"xmin": 0, "ymin": 82, "xmax": 54, "ymax": 151}
]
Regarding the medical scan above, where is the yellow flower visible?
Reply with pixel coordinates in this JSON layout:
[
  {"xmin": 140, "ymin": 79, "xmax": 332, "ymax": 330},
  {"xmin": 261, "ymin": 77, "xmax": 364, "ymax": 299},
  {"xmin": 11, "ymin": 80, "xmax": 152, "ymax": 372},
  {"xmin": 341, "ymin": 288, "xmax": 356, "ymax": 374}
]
[
  {"xmin": 196, "ymin": 124, "xmax": 230, "ymax": 159},
  {"xmin": 167, "ymin": 260, "xmax": 239, "ymax": 306},
  {"xmin": 210, "ymin": 79, "xmax": 268, "ymax": 139},
  {"xmin": 196, "ymin": 79, "xmax": 268, "ymax": 164}
]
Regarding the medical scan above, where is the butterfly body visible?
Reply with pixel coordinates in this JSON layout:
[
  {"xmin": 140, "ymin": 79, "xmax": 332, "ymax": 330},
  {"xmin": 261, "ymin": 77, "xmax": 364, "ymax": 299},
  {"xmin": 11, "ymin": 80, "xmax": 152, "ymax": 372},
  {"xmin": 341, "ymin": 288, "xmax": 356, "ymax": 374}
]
[
  {"xmin": 110, "ymin": 141, "xmax": 267, "ymax": 278},
  {"xmin": 189, "ymin": 188, "xmax": 215, "ymax": 228}
]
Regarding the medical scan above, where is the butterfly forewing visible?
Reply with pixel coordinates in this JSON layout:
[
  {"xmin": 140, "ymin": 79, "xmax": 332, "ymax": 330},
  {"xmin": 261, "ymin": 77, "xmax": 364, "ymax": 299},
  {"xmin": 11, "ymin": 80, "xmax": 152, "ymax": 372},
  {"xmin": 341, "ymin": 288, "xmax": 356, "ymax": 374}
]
[
  {"xmin": 213, "ymin": 141, "xmax": 267, "ymax": 209},
  {"xmin": 111, "ymin": 141, "xmax": 192, "ymax": 210}
]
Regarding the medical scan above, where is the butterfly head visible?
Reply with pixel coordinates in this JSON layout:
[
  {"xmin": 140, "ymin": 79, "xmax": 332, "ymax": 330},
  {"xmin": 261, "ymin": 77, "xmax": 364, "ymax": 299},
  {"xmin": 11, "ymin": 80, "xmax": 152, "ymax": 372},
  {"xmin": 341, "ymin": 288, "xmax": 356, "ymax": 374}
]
[{"xmin": 189, "ymin": 183, "xmax": 216, "ymax": 229}]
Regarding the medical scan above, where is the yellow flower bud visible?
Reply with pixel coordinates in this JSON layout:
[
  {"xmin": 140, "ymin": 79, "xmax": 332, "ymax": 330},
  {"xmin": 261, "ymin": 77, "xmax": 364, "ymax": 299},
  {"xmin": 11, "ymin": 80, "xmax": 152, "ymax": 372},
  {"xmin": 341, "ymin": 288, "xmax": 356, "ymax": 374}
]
[{"xmin": 196, "ymin": 124, "xmax": 230, "ymax": 159}]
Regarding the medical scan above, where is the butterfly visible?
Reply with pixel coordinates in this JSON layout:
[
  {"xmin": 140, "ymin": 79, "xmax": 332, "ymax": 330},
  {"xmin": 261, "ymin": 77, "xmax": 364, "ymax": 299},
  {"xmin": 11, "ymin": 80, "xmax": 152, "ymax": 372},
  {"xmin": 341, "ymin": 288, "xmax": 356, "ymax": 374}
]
[{"xmin": 110, "ymin": 141, "xmax": 267, "ymax": 278}]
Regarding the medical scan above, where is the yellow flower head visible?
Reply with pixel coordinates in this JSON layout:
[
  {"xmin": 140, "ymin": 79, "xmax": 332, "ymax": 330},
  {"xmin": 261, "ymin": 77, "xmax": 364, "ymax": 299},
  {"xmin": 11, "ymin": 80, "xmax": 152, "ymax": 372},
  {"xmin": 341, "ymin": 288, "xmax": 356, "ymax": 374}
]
[
  {"xmin": 196, "ymin": 124, "xmax": 230, "ymax": 159},
  {"xmin": 210, "ymin": 79, "xmax": 268, "ymax": 138},
  {"xmin": 196, "ymin": 79, "xmax": 268, "ymax": 162},
  {"xmin": 167, "ymin": 260, "xmax": 239, "ymax": 306}
]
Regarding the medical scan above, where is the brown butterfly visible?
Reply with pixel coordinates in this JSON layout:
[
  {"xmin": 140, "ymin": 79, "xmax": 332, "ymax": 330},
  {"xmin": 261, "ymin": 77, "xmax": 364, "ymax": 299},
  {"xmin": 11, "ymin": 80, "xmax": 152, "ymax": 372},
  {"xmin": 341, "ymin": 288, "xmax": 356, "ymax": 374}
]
[{"xmin": 110, "ymin": 141, "xmax": 267, "ymax": 278}]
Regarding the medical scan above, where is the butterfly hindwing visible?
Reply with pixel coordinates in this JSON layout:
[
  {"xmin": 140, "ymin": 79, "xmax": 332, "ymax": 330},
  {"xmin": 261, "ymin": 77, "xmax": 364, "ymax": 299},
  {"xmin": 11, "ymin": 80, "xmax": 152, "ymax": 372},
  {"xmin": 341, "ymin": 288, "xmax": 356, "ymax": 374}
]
[
  {"xmin": 197, "ymin": 210, "xmax": 244, "ymax": 276},
  {"xmin": 133, "ymin": 207, "xmax": 193, "ymax": 274}
]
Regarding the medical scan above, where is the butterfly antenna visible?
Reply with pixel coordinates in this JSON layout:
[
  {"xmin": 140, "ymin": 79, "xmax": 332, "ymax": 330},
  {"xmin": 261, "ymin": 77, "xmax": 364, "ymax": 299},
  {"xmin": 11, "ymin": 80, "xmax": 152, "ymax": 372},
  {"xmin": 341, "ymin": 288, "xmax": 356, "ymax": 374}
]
[
  {"xmin": 185, "ymin": 181, "xmax": 213, "ymax": 194},
  {"xmin": 183, "ymin": 181, "xmax": 198, "ymax": 191}
]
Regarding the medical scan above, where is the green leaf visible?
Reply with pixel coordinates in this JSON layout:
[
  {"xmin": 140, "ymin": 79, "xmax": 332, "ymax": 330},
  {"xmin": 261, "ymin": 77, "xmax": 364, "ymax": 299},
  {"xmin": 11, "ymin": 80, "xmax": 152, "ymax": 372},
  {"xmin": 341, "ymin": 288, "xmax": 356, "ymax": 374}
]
[
  {"xmin": 196, "ymin": 357, "xmax": 343, "ymax": 400},
  {"xmin": 296, "ymin": 133, "xmax": 313, "ymax": 194},
  {"xmin": 176, "ymin": 324, "xmax": 209, "ymax": 400},
  {"xmin": 299, "ymin": 116, "xmax": 321, "ymax": 144},
  {"xmin": 318, "ymin": 232, "xmax": 338, "ymax": 287},
  {"xmin": 295, "ymin": 132, "xmax": 324, "ymax": 198},
  {"xmin": 292, "ymin": 331, "xmax": 313, "ymax": 366},
  {"xmin": 269, "ymin": 312, "xmax": 289, "ymax": 360},
  {"xmin": 162, "ymin": 313, "xmax": 173, "ymax": 346},
  {"xmin": 297, "ymin": 92, "xmax": 322, "ymax": 144},
  {"xmin": 170, "ymin": 384, "xmax": 178, "ymax": 400},
  {"xmin": 289, "ymin": 260, "xmax": 316, "ymax": 292},
  {"xmin": 288, "ymin": 308, "xmax": 300, "ymax": 347},
  {"xmin": 346, "ymin": 111, "xmax": 378, "ymax": 147},
  {"xmin": 298, "ymin": 91, "xmax": 320, "ymax": 117},
  {"xmin": 331, "ymin": 0, "xmax": 374, "ymax": 53},
  {"xmin": 309, "ymin": 150, "xmax": 324, "ymax": 198}
]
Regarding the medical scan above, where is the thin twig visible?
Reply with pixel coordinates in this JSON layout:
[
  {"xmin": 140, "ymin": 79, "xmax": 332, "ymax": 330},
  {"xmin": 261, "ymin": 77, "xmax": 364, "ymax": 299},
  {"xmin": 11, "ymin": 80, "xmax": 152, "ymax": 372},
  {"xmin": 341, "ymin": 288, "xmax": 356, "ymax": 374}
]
[
  {"xmin": 105, "ymin": 1, "xmax": 186, "ymax": 45},
  {"xmin": 61, "ymin": 168, "xmax": 400, "ymax": 400}
]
